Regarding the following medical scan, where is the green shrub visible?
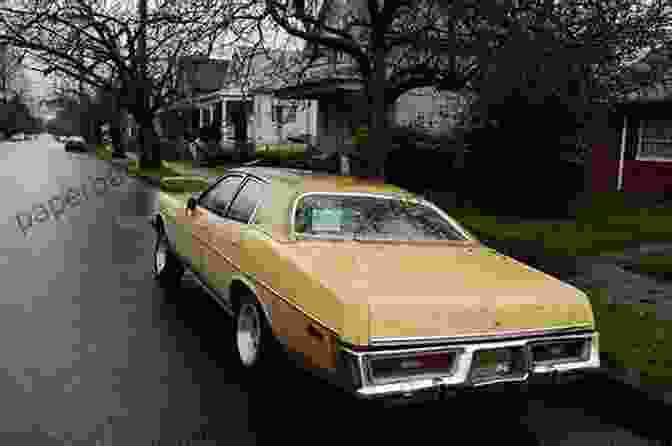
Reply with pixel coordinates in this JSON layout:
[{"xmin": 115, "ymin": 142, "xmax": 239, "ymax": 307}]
[
  {"xmin": 95, "ymin": 144, "xmax": 113, "ymax": 161},
  {"xmin": 160, "ymin": 176, "xmax": 210, "ymax": 193},
  {"xmin": 254, "ymin": 146, "xmax": 308, "ymax": 165}
]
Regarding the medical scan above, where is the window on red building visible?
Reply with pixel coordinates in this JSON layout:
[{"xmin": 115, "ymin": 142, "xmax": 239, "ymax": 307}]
[{"xmin": 638, "ymin": 119, "xmax": 672, "ymax": 161}]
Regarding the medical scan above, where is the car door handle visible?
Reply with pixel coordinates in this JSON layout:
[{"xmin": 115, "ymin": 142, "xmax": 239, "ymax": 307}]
[{"xmin": 307, "ymin": 324, "xmax": 324, "ymax": 340}]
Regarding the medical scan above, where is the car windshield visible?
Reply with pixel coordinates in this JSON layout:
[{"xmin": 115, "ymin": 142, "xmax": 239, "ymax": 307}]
[{"xmin": 293, "ymin": 194, "xmax": 468, "ymax": 241}]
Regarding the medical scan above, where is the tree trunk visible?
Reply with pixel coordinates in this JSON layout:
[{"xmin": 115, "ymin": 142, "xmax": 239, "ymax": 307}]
[
  {"xmin": 360, "ymin": 44, "xmax": 389, "ymax": 180},
  {"xmin": 108, "ymin": 94, "xmax": 126, "ymax": 158},
  {"xmin": 110, "ymin": 122, "xmax": 124, "ymax": 157},
  {"xmin": 136, "ymin": 112, "xmax": 161, "ymax": 169}
]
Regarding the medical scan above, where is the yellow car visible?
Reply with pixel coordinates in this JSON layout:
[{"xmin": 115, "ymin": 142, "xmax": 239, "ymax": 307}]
[{"xmin": 152, "ymin": 167, "xmax": 599, "ymax": 405}]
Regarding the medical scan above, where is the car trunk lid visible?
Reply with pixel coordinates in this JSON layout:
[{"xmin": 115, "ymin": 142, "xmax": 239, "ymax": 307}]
[{"xmin": 282, "ymin": 241, "xmax": 594, "ymax": 342}]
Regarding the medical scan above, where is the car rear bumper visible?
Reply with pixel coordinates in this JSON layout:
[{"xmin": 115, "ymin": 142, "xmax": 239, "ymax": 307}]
[
  {"xmin": 354, "ymin": 368, "xmax": 594, "ymax": 406},
  {"xmin": 341, "ymin": 330, "xmax": 599, "ymax": 406}
]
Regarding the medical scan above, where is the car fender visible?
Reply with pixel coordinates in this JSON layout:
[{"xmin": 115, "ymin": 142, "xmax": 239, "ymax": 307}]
[{"xmin": 230, "ymin": 274, "xmax": 273, "ymax": 328}]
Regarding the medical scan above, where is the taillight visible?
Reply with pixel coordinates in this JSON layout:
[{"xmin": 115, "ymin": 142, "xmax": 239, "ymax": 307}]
[{"xmin": 370, "ymin": 351, "xmax": 457, "ymax": 384}]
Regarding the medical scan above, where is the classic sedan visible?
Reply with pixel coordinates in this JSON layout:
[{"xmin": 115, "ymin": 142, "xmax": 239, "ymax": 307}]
[{"xmin": 152, "ymin": 167, "xmax": 600, "ymax": 405}]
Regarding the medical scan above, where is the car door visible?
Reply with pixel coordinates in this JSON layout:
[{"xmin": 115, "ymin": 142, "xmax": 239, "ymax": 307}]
[
  {"xmin": 187, "ymin": 174, "xmax": 245, "ymax": 276},
  {"xmin": 201, "ymin": 176, "xmax": 266, "ymax": 305}
]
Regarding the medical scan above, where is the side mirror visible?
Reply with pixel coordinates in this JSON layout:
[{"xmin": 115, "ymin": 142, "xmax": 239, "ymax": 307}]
[{"xmin": 187, "ymin": 197, "xmax": 197, "ymax": 212}]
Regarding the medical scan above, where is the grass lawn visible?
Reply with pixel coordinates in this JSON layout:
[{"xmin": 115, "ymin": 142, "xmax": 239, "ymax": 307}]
[
  {"xmin": 93, "ymin": 145, "xmax": 218, "ymax": 193},
  {"xmin": 255, "ymin": 143, "xmax": 306, "ymax": 153},
  {"xmin": 163, "ymin": 160, "xmax": 233, "ymax": 179},
  {"xmin": 587, "ymin": 287, "xmax": 672, "ymax": 390},
  {"xmin": 623, "ymin": 254, "xmax": 672, "ymax": 282},
  {"xmin": 127, "ymin": 160, "xmax": 181, "ymax": 179},
  {"xmin": 449, "ymin": 192, "xmax": 672, "ymax": 390},
  {"xmin": 159, "ymin": 176, "xmax": 211, "ymax": 194},
  {"xmin": 451, "ymin": 193, "xmax": 672, "ymax": 258},
  {"xmin": 253, "ymin": 143, "xmax": 308, "ymax": 165}
]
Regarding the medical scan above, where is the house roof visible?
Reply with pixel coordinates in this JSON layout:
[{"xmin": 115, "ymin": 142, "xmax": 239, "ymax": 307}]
[{"xmin": 262, "ymin": 61, "xmax": 363, "ymax": 99}]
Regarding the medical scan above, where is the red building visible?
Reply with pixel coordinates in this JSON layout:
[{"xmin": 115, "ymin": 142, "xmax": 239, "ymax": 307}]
[
  {"xmin": 591, "ymin": 47, "xmax": 672, "ymax": 195},
  {"xmin": 591, "ymin": 98, "xmax": 672, "ymax": 195}
]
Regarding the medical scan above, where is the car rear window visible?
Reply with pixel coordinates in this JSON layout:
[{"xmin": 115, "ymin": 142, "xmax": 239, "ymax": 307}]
[{"xmin": 293, "ymin": 194, "xmax": 467, "ymax": 241}]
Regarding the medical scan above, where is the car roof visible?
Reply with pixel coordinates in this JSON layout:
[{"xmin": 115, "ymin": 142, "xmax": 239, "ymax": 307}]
[
  {"xmin": 227, "ymin": 166, "xmax": 413, "ymax": 196},
  {"xmin": 223, "ymin": 167, "xmax": 425, "ymax": 242}
]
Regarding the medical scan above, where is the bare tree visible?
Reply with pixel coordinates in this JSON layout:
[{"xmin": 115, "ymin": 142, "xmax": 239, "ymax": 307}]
[
  {"xmin": 0, "ymin": 0, "xmax": 239, "ymax": 167},
  {"xmin": 261, "ymin": 0, "xmax": 672, "ymax": 178},
  {"xmin": 0, "ymin": 43, "xmax": 28, "ymax": 103}
]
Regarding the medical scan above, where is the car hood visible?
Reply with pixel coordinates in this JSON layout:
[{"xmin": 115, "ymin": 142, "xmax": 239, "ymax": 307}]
[{"xmin": 280, "ymin": 240, "xmax": 595, "ymax": 342}]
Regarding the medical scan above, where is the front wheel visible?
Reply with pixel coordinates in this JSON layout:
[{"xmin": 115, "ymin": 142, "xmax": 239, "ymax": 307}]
[{"xmin": 154, "ymin": 232, "xmax": 184, "ymax": 289}]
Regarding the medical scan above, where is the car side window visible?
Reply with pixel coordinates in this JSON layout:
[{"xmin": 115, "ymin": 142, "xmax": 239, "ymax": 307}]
[
  {"xmin": 227, "ymin": 179, "xmax": 265, "ymax": 223},
  {"xmin": 199, "ymin": 175, "xmax": 243, "ymax": 216}
]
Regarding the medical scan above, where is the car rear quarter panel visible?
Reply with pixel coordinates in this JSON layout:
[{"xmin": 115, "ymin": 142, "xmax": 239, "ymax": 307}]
[{"xmin": 239, "ymin": 230, "xmax": 367, "ymax": 370}]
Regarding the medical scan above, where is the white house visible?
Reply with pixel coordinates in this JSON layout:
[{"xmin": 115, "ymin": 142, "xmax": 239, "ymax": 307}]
[{"xmin": 160, "ymin": 52, "xmax": 318, "ymax": 146}]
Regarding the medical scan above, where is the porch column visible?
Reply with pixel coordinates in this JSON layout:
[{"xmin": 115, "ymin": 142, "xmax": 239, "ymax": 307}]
[
  {"xmin": 221, "ymin": 98, "xmax": 229, "ymax": 140},
  {"xmin": 248, "ymin": 97, "xmax": 256, "ymax": 143},
  {"xmin": 617, "ymin": 115, "xmax": 628, "ymax": 191}
]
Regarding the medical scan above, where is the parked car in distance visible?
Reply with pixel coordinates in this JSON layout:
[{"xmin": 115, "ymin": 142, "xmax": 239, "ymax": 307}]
[
  {"xmin": 10, "ymin": 132, "xmax": 27, "ymax": 141},
  {"xmin": 64, "ymin": 136, "xmax": 88, "ymax": 152},
  {"xmin": 152, "ymin": 167, "xmax": 600, "ymax": 406}
]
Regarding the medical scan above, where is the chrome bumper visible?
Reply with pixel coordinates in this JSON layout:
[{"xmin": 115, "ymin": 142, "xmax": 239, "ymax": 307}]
[{"xmin": 342, "ymin": 331, "xmax": 599, "ymax": 403}]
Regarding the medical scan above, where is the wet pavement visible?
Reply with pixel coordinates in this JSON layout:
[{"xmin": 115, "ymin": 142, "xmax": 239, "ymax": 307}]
[{"xmin": 0, "ymin": 135, "xmax": 669, "ymax": 445}]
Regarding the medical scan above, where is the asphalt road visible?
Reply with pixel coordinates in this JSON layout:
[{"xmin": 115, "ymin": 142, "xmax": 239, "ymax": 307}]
[{"xmin": 0, "ymin": 135, "xmax": 669, "ymax": 445}]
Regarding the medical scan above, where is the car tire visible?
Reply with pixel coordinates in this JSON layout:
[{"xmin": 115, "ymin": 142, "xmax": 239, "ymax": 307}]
[
  {"xmin": 153, "ymin": 231, "xmax": 184, "ymax": 289},
  {"xmin": 233, "ymin": 293, "xmax": 280, "ymax": 376}
]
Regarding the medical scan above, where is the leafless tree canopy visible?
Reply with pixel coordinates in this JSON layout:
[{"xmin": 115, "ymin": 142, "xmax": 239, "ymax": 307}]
[
  {"xmin": 254, "ymin": 0, "xmax": 672, "ymax": 175},
  {"xmin": 262, "ymin": 0, "xmax": 672, "ymax": 103},
  {"xmin": 1, "ymin": 0, "xmax": 239, "ymax": 112},
  {"xmin": 0, "ymin": 43, "xmax": 29, "ymax": 98}
]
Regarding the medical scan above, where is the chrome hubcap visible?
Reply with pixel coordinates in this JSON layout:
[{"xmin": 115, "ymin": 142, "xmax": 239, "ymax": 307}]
[
  {"xmin": 155, "ymin": 238, "xmax": 167, "ymax": 274},
  {"xmin": 237, "ymin": 303, "xmax": 261, "ymax": 367}
]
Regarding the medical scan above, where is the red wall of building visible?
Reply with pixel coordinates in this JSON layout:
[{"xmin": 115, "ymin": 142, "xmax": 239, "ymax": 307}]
[
  {"xmin": 591, "ymin": 143, "xmax": 620, "ymax": 193},
  {"xmin": 622, "ymin": 160, "xmax": 672, "ymax": 193},
  {"xmin": 591, "ymin": 144, "xmax": 672, "ymax": 194}
]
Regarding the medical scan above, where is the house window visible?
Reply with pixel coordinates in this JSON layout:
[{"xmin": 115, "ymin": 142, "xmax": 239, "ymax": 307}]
[
  {"xmin": 638, "ymin": 118, "xmax": 672, "ymax": 161},
  {"xmin": 285, "ymin": 105, "xmax": 297, "ymax": 123},
  {"xmin": 272, "ymin": 104, "xmax": 297, "ymax": 123}
]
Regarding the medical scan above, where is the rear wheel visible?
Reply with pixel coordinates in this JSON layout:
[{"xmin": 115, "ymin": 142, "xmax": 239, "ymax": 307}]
[
  {"xmin": 233, "ymin": 293, "xmax": 280, "ymax": 376},
  {"xmin": 154, "ymin": 231, "xmax": 184, "ymax": 289}
]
